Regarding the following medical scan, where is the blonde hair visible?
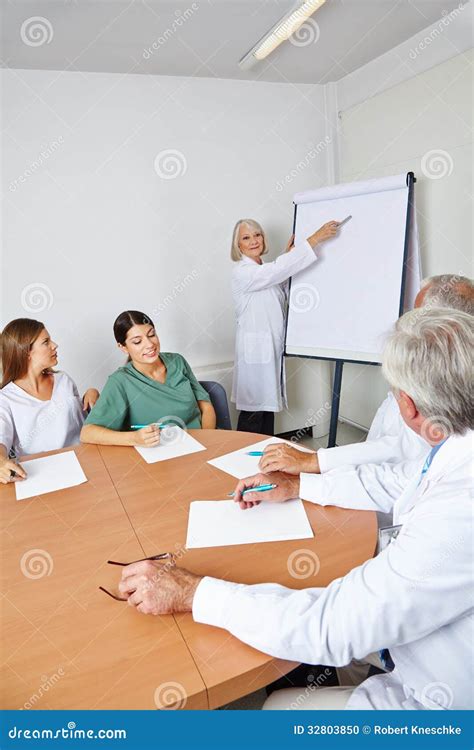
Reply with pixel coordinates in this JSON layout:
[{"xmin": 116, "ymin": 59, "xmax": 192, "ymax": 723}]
[{"xmin": 230, "ymin": 219, "xmax": 268, "ymax": 262}]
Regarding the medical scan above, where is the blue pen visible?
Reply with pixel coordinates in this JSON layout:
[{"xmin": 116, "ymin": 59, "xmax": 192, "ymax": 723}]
[
  {"xmin": 228, "ymin": 483, "xmax": 278, "ymax": 497},
  {"xmin": 246, "ymin": 451, "xmax": 264, "ymax": 456},
  {"xmin": 130, "ymin": 422, "xmax": 164, "ymax": 429}
]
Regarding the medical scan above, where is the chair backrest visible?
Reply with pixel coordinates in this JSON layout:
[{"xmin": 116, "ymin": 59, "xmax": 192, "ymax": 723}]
[{"xmin": 199, "ymin": 381, "xmax": 232, "ymax": 430}]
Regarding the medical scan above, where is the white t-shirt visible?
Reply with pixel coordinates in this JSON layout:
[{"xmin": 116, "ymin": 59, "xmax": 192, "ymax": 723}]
[{"xmin": 0, "ymin": 371, "xmax": 85, "ymax": 457}]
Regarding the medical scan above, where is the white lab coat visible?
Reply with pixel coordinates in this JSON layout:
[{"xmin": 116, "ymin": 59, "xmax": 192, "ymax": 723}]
[
  {"xmin": 310, "ymin": 391, "xmax": 430, "ymax": 511},
  {"xmin": 231, "ymin": 240, "xmax": 317, "ymax": 412},
  {"xmin": 193, "ymin": 430, "xmax": 473, "ymax": 710}
]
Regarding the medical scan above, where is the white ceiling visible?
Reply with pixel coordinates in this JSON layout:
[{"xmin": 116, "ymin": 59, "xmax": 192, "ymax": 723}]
[{"xmin": 0, "ymin": 0, "xmax": 462, "ymax": 84}]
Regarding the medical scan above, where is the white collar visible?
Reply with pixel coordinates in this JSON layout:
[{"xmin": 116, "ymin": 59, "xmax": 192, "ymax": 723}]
[
  {"xmin": 423, "ymin": 430, "xmax": 473, "ymax": 480},
  {"xmin": 238, "ymin": 255, "xmax": 264, "ymax": 266}
]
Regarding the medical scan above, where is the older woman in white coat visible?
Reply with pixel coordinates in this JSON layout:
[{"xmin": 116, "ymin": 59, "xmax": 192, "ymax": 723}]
[{"xmin": 230, "ymin": 218, "xmax": 340, "ymax": 435}]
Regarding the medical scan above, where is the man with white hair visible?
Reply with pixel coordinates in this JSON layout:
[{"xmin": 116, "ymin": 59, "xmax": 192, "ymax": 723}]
[
  {"xmin": 118, "ymin": 308, "xmax": 473, "ymax": 710},
  {"xmin": 258, "ymin": 274, "xmax": 473, "ymax": 513},
  {"xmin": 417, "ymin": 273, "xmax": 474, "ymax": 314}
]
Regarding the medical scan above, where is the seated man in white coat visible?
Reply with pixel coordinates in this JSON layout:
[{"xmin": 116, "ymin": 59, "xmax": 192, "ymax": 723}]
[
  {"xmin": 118, "ymin": 308, "xmax": 473, "ymax": 710},
  {"xmin": 258, "ymin": 274, "xmax": 473, "ymax": 514}
]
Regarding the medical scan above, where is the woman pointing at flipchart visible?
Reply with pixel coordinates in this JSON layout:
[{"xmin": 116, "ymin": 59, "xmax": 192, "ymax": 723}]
[{"xmin": 230, "ymin": 218, "xmax": 340, "ymax": 436}]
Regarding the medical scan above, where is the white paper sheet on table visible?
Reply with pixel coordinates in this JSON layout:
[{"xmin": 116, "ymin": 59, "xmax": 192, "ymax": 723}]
[
  {"xmin": 15, "ymin": 451, "xmax": 87, "ymax": 501},
  {"xmin": 186, "ymin": 498, "xmax": 313, "ymax": 549},
  {"xmin": 135, "ymin": 426, "xmax": 206, "ymax": 464},
  {"xmin": 206, "ymin": 437, "xmax": 314, "ymax": 479}
]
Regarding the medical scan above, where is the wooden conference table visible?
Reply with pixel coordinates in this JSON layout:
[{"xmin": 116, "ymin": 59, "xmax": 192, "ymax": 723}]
[{"xmin": 0, "ymin": 430, "xmax": 377, "ymax": 710}]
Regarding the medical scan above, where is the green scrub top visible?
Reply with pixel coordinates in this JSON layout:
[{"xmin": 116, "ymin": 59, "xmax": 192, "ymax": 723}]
[{"xmin": 85, "ymin": 352, "xmax": 210, "ymax": 431}]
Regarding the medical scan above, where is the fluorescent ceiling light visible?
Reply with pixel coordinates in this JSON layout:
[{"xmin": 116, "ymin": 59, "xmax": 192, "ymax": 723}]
[{"xmin": 239, "ymin": 0, "xmax": 326, "ymax": 70}]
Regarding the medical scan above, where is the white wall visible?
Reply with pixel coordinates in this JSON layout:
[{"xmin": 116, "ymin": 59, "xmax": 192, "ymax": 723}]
[
  {"xmin": 1, "ymin": 68, "xmax": 334, "ymax": 431},
  {"xmin": 332, "ymin": 3, "xmax": 473, "ymax": 430},
  {"xmin": 2, "ymin": 6, "xmax": 472, "ymax": 436},
  {"xmin": 336, "ymin": 47, "xmax": 473, "ymax": 428}
]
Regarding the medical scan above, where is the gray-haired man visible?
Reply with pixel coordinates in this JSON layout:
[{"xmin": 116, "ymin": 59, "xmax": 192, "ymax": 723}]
[{"xmin": 257, "ymin": 275, "xmax": 473, "ymax": 513}]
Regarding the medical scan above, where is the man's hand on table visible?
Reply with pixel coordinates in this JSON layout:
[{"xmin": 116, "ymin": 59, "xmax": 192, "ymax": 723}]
[
  {"xmin": 119, "ymin": 470, "xmax": 301, "ymax": 615},
  {"xmin": 119, "ymin": 558, "xmax": 202, "ymax": 615},
  {"xmin": 258, "ymin": 443, "xmax": 320, "ymax": 475},
  {"xmin": 232, "ymin": 472, "xmax": 300, "ymax": 509}
]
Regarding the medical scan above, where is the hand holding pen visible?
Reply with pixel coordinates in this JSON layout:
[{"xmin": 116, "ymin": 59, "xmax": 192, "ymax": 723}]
[
  {"xmin": 131, "ymin": 423, "xmax": 161, "ymax": 448},
  {"xmin": 0, "ymin": 457, "xmax": 27, "ymax": 485},
  {"xmin": 230, "ymin": 472, "xmax": 300, "ymax": 510},
  {"xmin": 228, "ymin": 482, "xmax": 277, "ymax": 497}
]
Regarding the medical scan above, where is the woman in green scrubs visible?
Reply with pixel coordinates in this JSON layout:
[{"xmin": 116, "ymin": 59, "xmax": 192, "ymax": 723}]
[{"xmin": 80, "ymin": 310, "xmax": 216, "ymax": 448}]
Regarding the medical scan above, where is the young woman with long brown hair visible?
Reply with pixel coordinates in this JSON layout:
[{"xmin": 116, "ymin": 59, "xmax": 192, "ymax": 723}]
[{"xmin": 0, "ymin": 318, "xmax": 99, "ymax": 484}]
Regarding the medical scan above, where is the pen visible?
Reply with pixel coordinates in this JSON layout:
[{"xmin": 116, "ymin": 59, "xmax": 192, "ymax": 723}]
[
  {"xmin": 338, "ymin": 214, "xmax": 352, "ymax": 227},
  {"xmin": 228, "ymin": 483, "xmax": 278, "ymax": 497},
  {"xmin": 9, "ymin": 460, "xmax": 22, "ymax": 479},
  {"xmin": 246, "ymin": 451, "xmax": 264, "ymax": 456},
  {"xmin": 130, "ymin": 422, "xmax": 164, "ymax": 429}
]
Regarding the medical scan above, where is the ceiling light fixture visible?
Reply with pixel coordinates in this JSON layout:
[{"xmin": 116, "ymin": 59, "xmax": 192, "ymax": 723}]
[{"xmin": 239, "ymin": 0, "xmax": 326, "ymax": 70}]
